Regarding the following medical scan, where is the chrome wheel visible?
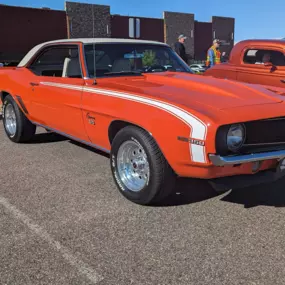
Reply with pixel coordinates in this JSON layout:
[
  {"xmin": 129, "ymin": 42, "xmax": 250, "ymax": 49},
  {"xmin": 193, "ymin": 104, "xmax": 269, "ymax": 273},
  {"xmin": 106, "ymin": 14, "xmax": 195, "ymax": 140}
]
[
  {"xmin": 4, "ymin": 103, "xmax": 17, "ymax": 137},
  {"xmin": 117, "ymin": 140, "xmax": 150, "ymax": 192}
]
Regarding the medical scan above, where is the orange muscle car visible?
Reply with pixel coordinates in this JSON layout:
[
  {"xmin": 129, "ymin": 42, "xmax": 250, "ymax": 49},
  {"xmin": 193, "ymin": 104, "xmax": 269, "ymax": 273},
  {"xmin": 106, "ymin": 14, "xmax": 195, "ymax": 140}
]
[
  {"xmin": 204, "ymin": 39, "xmax": 285, "ymax": 88},
  {"xmin": 2, "ymin": 38, "xmax": 285, "ymax": 205}
]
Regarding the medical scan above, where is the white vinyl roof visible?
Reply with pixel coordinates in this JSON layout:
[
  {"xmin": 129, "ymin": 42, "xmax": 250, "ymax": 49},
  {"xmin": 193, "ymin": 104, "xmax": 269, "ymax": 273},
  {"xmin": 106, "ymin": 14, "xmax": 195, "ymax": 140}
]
[{"xmin": 18, "ymin": 38, "xmax": 169, "ymax": 67}]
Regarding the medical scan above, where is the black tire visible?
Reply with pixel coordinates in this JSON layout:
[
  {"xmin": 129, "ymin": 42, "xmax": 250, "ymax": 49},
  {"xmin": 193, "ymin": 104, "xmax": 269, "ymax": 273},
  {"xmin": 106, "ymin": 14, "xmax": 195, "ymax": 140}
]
[
  {"xmin": 110, "ymin": 126, "xmax": 176, "ymax": 205},
  {"xmin": 2, "ymin": 95, "xmax": 36, "ymax": 143}
]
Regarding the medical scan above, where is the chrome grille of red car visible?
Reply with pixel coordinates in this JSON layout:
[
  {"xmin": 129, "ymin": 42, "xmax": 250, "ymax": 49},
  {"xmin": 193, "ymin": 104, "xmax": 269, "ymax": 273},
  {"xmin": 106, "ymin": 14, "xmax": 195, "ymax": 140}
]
[{"xmin": 244, "ymin": 117, "xmax": 285, "ymax": 145}]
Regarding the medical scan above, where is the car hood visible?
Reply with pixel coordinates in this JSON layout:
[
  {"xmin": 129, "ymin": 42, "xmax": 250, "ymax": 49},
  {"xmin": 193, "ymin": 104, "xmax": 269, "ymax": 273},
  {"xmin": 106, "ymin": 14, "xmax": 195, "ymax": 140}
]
[{"xmin": 101, "ymin": 72, "xmax": 284, "ymax": 111}]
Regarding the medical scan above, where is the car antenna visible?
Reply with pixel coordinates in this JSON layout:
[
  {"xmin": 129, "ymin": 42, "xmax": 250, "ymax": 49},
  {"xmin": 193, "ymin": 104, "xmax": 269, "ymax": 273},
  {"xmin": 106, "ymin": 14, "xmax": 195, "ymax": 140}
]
[{"xmin": 92, "ymin": 4, "xmax": 97, "ymax": 85}]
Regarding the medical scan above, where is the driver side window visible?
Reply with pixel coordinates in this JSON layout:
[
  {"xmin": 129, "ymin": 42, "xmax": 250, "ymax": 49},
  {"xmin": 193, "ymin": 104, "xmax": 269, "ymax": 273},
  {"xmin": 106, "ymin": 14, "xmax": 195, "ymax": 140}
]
[{"xmin": 28, "ymin": 45, "xmax": 82, "ymax": 78}]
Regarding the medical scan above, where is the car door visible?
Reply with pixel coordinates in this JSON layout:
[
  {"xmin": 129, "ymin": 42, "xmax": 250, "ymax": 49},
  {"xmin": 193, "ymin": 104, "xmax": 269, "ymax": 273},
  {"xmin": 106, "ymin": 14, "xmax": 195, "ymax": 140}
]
[
  {"xmin": 27, "ymin": 44, "xmax": 89, "ymax": 141},
  {"xmin": 237, "ymin": 47, "xmax": 285, "ymax": 88}
]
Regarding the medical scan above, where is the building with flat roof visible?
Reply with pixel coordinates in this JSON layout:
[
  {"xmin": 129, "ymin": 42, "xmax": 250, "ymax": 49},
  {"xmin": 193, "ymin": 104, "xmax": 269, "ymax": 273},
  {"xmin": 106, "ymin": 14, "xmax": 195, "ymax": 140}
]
[
  {"xmin": 0, "ymin": 2, "xmax": 235, "ymax": 64},
  {"xmin": 0, "ymin": 4, "xmax": 67, "ymax": 63},
  {"xmin": 65, "ymin": 2, "xmax": 235, "ymax": 61}
]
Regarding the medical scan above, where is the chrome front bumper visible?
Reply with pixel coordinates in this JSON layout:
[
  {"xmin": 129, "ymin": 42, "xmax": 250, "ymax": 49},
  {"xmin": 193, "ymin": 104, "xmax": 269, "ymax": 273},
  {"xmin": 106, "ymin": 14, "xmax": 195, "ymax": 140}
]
[{"xmin": 209, "ymin": 149, "xmax": 285, "ymax": 166}]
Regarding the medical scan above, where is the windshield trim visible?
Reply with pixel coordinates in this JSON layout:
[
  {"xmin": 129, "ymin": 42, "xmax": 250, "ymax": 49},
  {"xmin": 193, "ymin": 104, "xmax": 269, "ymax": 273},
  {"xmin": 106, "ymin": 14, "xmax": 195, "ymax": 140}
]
[{"xmin": 83, "ymin": 43, "xmax": 192, "ymax": 79}]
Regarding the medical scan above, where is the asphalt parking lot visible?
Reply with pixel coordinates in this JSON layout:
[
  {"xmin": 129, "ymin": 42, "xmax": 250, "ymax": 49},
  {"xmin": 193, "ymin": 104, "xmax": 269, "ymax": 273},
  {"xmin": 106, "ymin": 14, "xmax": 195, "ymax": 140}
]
[{"xmin": 1, "ymin": 117, "xmax": 285, "ymax": 285}]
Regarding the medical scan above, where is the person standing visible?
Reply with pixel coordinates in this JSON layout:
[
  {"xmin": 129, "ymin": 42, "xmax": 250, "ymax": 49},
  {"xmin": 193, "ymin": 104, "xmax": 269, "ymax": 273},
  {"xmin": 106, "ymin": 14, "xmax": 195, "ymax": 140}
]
[
  {"xmin": 174, "ymin": 34, "xmax": 188, "ymax": 63},
  {"xmin": 206, "ymin": 39, "xmax": 221, "ymax": 68}
]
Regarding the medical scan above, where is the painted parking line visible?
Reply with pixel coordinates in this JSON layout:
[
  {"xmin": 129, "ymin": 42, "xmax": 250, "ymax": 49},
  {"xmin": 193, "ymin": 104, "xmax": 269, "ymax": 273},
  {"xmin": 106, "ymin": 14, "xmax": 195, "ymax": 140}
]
[{"xmin": 0, "ymin": 196, "xmax": 104, "ymax": 284}]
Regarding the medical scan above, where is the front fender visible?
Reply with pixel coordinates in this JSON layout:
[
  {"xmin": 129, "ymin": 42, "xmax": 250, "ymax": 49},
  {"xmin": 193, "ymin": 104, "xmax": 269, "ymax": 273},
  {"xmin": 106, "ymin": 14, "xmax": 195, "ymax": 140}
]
[{"xmin": 81, "ymin": 90, "xmax": 216, "ymax": 175}]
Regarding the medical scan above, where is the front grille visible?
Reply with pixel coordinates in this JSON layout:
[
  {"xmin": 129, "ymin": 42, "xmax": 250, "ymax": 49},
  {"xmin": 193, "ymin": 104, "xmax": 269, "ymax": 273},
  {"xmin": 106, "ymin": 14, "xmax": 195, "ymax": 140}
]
[
  {"xmin": 241, "ymin": 143, "xmax": 285, "ymax": 154},
  {"xmin": 215, "ymin": 117, "xmax": 285, "ymax": 156},
  {"xmin": 244, "ymin": 117, "xmax": 285, "ymax": 145}
]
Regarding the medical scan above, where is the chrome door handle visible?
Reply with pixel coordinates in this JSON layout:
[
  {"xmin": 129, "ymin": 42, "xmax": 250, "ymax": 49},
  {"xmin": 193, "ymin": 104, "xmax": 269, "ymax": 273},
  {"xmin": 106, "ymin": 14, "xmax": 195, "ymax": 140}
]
[
  {"xmin": 30, "ymin": 82, "xmax": 39, "ymax": 86},
  {"xmin": 281, "ymin": 80, "xmax": 285, "ymax": 83}
]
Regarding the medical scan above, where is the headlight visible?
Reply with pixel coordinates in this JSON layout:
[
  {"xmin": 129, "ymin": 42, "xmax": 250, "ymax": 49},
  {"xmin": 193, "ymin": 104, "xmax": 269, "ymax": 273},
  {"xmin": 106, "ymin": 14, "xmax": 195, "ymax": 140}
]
[{"xmin": 227, "ymin": 124, "xmax": 245, "ymax": 152}]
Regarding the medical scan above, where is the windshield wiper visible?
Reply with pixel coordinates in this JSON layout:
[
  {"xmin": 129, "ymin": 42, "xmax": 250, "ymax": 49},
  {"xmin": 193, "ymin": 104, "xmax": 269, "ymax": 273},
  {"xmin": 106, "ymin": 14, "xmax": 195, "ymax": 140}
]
[{"xmin": 104, "ymin": 71, "xmax": 142, "ymax": 76}]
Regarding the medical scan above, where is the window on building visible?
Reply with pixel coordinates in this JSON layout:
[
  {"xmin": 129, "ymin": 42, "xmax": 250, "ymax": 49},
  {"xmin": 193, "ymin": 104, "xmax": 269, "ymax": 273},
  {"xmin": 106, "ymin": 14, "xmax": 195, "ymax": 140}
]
[
  {"xmin": 129, "ymin": 18, "xmax": 134, "ymax": 38},
  {"xmin": 129, "ymin": 18, "xmax": 140, "ymax": 39},
  {"xmin": 28, "ymin": 45, "xmax": 82, "ymax": 78},
  {"xmin": 243, "ymin": 49, "xmax": 285, "ymax": 66},
  {"xmin": 136, "ymin": 18, "xmax": 140, "ymax": 38}
]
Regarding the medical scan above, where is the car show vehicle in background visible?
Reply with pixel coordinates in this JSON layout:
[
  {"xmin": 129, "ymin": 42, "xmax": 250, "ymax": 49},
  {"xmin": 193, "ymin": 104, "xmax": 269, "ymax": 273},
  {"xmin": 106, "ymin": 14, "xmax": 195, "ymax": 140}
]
[
  {"xmin": 204, "ymin": 39, "xmax": 285, "ymax": 88},
  {"xmin": 2, "ymin": 38, "xmax": 285, "ymax": 205},
  {"xmin": 189, "ymin": 63, "xmax": 206, "ymax": 74}
]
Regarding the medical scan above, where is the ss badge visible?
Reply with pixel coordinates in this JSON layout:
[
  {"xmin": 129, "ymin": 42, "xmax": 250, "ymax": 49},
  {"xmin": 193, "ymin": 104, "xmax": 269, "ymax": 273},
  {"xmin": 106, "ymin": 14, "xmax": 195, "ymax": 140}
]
[{"xmin": 86, "ymin": 113, "xmax": 95, "ymax": 125}]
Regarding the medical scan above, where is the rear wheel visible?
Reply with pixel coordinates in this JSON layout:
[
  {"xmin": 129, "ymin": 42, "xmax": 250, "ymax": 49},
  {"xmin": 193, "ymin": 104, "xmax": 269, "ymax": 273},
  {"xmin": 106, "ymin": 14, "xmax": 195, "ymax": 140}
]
[
  {"xmin": 110, "ymin": 126, "xmax": 176, "ymax": 205},
  {"xmin": 2, "ymin": 95, "xmax": 36, "ymax": 143}
]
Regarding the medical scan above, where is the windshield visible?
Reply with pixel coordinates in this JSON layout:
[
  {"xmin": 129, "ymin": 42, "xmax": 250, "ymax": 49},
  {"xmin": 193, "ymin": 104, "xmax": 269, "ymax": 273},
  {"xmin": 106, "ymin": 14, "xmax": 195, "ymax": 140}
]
[{"xmin": 84, "ymin": 43, "xmax": 192, "ymax": 77}]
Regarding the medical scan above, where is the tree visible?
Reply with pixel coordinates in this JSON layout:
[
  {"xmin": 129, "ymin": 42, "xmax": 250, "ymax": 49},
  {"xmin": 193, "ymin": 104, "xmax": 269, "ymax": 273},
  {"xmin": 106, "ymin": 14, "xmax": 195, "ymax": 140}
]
[{"xmin": 142, "ymin": 50, "xmax": 156, "ymax": 67}]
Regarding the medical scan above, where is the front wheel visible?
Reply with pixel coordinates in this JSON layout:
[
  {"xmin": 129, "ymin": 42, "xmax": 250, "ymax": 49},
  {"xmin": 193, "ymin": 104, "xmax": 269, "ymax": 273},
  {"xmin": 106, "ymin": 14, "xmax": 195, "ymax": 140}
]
[
  {"xmin": 110, "ymin": 126, "xmax": 176, "ymax": 205},
  {"xmin": 2, "ymin": 95, "xmax": 36, "ymax": 143}
]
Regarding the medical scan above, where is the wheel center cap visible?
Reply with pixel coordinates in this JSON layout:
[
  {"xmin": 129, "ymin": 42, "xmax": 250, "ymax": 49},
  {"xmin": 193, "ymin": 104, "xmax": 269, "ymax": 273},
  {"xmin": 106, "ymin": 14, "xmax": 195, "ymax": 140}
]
[{"xmin": 132, "ymin": 160, "xmax": 145, "ymax": 171}]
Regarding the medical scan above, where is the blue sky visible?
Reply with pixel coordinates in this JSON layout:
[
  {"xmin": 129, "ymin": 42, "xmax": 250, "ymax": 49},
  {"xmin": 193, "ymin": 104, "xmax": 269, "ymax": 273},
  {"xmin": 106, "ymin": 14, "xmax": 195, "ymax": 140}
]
[{"xmin": 1, "ymin": 0, "xmax": 284, "ymax": 42}]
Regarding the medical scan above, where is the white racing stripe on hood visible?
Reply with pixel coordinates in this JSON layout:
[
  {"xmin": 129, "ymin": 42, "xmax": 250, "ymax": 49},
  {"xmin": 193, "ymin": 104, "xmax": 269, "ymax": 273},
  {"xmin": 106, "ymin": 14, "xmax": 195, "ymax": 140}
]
[{"xmin": 40, "ymin": 81, "xmax": 208, "ymax": 163}]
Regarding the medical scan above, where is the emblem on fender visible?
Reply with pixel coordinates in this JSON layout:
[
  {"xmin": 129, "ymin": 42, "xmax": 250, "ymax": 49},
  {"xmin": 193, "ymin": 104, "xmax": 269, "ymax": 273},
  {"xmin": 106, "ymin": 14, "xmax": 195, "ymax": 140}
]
[
  {"xmin": 86, "ymin": 113, "xmax": 95, "ymax": 125},
  {"xmin": 177, "ymin": 136, "xmax": 205, "ymax": 146}
]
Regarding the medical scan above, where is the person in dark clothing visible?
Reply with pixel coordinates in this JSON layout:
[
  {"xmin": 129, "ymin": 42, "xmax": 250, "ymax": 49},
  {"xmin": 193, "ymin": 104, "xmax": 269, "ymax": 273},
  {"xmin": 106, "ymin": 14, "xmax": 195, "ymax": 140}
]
[{"xmin": 174, "ymin": 34, "xmax": 188, "ymax": 63}]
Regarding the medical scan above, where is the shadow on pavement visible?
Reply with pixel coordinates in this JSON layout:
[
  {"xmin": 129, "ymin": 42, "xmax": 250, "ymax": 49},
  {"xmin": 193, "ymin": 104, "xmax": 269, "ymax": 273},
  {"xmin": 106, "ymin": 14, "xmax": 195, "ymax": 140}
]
[
  {"xmin": 27, "ymin": 132, "xmax": 68, "ymax": 144},
  {"xmin": 69, "ymin": 140, "xmax": 110, "ymax": 158},
  {"xmin": 17, "ymin": 127, "xmax": 109, "ymax": 157},
  {"xmin": 27, "ymin": 131, "xmax": 110, "ymax": 159},
  {"xmin": 155, "ymin": 178, "xmax": 219, "ymax": 207},
  {"xmin": 221, "ymin": 178, "xmax": 285, "ymax": 208},
  {"xmin": 155, "ymin": 177, "xmax": 285, "ymax": 208}
]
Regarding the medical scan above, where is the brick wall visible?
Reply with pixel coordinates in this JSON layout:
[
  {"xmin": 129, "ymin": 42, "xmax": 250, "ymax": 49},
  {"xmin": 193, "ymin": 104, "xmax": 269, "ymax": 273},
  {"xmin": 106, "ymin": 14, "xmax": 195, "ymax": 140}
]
[
  {"xmin": 139, "ymin": 17, "xmax": 164, "ymax": 42},
  {"xmin": 163, "ymin": 11, "xmax": 195, "ymax": 60},
  {"xmin": 0, "ymin": 5, "xmax": 67, "ymax": 62},
  {"xmin": 212, "ymin": 16, "xmax": 235, "ymax": 57},
  {"xmin": 65, "ymin": 2, "xmax": 111, "ymax": 38},
  {"xmin": 111, "ymin": 16, "xmax": 129, "ymax": 39},
  {"xmin": 194, "ymin": 21, "xmax": 212, "ymax": 60},
  {"xmin": 0, "ymin": 2, "xmax": 235, "ymax": 64}
]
